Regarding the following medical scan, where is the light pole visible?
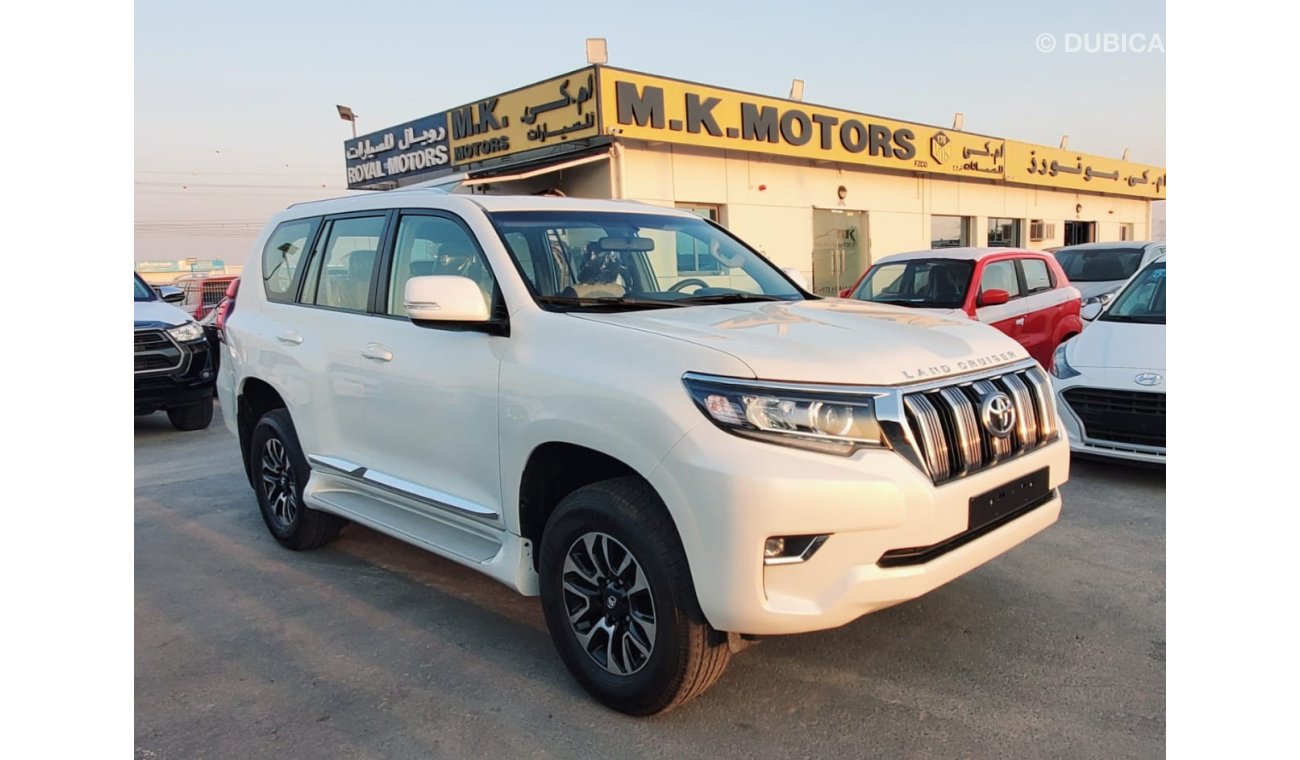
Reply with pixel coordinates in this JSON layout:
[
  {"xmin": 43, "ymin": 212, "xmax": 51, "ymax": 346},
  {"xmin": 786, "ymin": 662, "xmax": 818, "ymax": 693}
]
[{"xmin": 336, "ymin": 105, "xmax": 358, "ymax": 139}]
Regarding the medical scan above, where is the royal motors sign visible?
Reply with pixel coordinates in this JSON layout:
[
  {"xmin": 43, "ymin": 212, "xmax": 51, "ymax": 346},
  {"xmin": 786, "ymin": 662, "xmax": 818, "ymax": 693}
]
[{"xmin": 344, "ymin": 113, "xmax": 450, "ymax": 189}]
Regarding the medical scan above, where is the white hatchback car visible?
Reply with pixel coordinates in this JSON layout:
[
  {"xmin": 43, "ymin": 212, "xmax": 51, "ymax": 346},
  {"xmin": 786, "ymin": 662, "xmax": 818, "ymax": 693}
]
[
  {"xmin": 1050, "ymin": 256, "xmax": 1166, "ymax": 463},
  {"xmin": 219, "ymin": 191, "xmax": 1070, "ymax": 714}
]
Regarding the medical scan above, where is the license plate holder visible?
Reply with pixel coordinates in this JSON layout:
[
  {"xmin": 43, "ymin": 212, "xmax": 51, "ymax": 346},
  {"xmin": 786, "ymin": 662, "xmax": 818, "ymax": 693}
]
[{"xmin": 969, "ymin": 467, "xmax": 1050, "ymax": 531}]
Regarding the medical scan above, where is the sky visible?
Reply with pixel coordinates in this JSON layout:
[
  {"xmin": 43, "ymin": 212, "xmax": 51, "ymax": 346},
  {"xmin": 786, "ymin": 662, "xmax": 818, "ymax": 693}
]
[{"xmin": 134, "ymin": 0, "xmax": 1166, "ymax": 263}]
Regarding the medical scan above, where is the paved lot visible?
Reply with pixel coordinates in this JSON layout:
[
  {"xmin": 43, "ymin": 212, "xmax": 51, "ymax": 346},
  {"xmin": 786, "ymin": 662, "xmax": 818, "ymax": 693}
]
[{"xmin": 136, "ymin": 402, "xmax": 1164, "ymax": 759}]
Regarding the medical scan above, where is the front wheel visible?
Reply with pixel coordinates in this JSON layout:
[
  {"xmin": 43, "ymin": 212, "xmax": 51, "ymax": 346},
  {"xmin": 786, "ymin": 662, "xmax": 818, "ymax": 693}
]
[{"xmin": 539, "ymin": 477, "xmax": 732, "ymax": 715}]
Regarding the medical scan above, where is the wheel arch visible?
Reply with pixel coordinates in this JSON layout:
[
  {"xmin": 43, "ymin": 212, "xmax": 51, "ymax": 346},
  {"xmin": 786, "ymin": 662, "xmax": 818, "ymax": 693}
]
[
  {"xmin": 518, "ymin": 442, "xmax": 676, "ymax": 573},
  {"xmin": 236, "ymin": 376, "xmax": 289, "ymax": 488}
]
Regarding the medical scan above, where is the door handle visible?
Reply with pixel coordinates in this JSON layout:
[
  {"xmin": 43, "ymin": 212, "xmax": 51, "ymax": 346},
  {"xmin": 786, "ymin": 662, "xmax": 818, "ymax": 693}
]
[
  {"xmin": 361, "ymin": 343, "xmax": 393, "ymax": 363},
  {"xmin": 276, "ymin": 332, "xmax": 303, "ymax": 345}
]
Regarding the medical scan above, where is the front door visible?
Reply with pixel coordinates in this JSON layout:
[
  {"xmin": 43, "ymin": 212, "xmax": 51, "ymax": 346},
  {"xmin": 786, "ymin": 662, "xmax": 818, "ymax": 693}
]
[
  {"xmin": 357, "ymin": 211, "xmax": 505, "ymax": 522},
  {"xmin": 974, "ymin": 258, "xmax": 1026, "ymax": 345},
  {"xmin": 1063, "ymin": 221, "xmax": 1095, "ymax": 246},
  {"xmin": 811, "ymin": 209, "xmax": 867, "ymax": 297}
]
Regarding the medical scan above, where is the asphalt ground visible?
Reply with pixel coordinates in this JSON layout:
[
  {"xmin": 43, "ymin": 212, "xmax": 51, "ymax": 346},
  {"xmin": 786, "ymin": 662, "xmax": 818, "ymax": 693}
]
[{"xmin": 135, "ymin": 401, "xmax": 1164, "ymax": 759}]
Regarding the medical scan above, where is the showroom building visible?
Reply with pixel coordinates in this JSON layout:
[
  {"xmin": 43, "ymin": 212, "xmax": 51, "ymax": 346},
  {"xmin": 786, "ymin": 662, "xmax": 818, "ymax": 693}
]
[{"xmin": 343, "ymin": 66, "xmax": 1166, "ymax": 296}]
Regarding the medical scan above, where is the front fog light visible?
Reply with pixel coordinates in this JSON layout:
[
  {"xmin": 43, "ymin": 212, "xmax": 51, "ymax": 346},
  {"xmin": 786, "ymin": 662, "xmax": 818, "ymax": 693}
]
[{"xmin": 764, "ymin": 537, "xmax": 785, "ymax": 558}]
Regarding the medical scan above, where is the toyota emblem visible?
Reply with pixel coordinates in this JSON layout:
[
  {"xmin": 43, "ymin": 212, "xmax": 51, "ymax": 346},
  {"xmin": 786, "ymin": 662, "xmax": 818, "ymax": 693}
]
[{"xmin": 980, "ymin": 392, "xmax": 1016, "ymax": 438}]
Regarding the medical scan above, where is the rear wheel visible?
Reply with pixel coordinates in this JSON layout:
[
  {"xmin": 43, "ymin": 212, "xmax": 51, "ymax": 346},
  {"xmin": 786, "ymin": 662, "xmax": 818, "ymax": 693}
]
[
  {"xmin": 250, "ymin": 409, "xmax": 345, "ymax": 550},
  {"xmin": 539, "ymin": 477, "xmax": 732, "ymax": 715},
  {"xmin": 167, "ymin": 398, "xmax": 214, "ymax": 431}
]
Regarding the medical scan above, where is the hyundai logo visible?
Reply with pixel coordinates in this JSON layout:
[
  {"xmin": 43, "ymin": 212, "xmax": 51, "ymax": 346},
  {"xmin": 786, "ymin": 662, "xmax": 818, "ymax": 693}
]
[
  {"xmin": 1134, "ymin": 372, "xmax": 1164, "ymax": 387},
  {"xmin": 980, "ymin": 392, "xmax": 1016, "ymax": 438}
]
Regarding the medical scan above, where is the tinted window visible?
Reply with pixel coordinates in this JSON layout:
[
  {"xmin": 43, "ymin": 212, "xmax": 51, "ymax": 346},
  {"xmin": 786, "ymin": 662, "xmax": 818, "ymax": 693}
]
[
  {"xmin": 262, "ymin": 219, "xmax": 320, "ymax": 303},
  {"xmin": 980, "ymin": 260, "xmax": 1022, "ymax": 298},
  {"xmin": 387, "ymin": 215, "xmax": 497, "ymax": 317},
  {"xmin": 1020, "ymin": 258, "xmax": 1053, "ymax": 293},
  {"xmin": 301, "ymin": 216, "xmax": 385, "ymax": 312},
  {"xmin": 851, "ymin": 258, "xmax": 973, "ymax": 309},
  {"xmin": 502, "ymin": 232, "xmax": 535, "ymax": 287},
  {"xmin": 1054, "ymin": 247, "xmax": 1145, "ymax": 282}
]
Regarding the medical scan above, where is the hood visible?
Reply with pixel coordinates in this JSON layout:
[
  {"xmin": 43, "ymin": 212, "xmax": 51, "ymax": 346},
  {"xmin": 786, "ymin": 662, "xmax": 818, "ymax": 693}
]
[
  {"xmin": 574, "ymin": 299, "xmax": 1030, "ymax": 385},
  {"xmin": 134, "ymin": 300, "xmax": 193, "ymax": 329},
  {"xmin": 1067, "ymin": 319, "xmax": 1165, "ymax": 370},
  {"xmin": 1076, "ymin": 280, "xmax": 1127, "ymax": 301}
]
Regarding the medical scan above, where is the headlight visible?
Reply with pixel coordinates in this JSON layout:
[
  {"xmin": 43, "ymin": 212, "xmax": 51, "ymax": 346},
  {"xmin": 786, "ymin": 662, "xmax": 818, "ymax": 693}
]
[
  {"xmin": 682, "ymin": 374, "xmax": 885, "ymax": 455},
  {"xmin": 1083, "ymin": 288, "xmax": 1120, "ymax": 307},
  {"xmin": 1050, "ymin": 342, "xmax": 1080, "ymax": 379},
  {"xmin": 167, "ymin": 321, "xmax": 204, "ymax": 342}
]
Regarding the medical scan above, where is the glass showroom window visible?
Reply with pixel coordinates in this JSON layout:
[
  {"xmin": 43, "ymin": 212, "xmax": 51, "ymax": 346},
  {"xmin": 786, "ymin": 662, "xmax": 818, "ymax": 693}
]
[
  {"xmin": 931, "ymin": 216, "xmax": 970, "ymax": 249},
  {"xmin": 675, "ymin": 204, "xmax": 724, "ymax": 274},
  {"xmin": 987, "ymin": 218, "xmax": 1021, "ymax": 247}
]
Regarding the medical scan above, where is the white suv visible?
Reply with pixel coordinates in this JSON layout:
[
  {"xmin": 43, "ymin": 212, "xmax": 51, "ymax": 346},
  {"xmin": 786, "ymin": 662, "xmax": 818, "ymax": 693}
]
[{"xmin": 218, "ymin": 192, "xmax": 1069, "ymax": 715}]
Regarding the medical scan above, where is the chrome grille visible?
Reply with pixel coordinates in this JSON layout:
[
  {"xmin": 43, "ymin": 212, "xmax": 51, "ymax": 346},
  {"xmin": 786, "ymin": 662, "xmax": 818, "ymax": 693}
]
[
  {"xmin": 134, "ymin": 329, "xmax": 182, "ymax": 373},
  {"xmin": 901, "ymin": 365, "xmax": 1059, "ymax": 484}
]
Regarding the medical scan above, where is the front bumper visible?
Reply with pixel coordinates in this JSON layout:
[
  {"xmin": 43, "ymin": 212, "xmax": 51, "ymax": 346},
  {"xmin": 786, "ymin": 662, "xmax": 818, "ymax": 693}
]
[
  {"xmin": 650, "ymin": 423, "xmax": 1069, "ymax": 635},
  {"xmin": 134, "ymin": 337, "xmax": 215, "ymax": 410},
  {"xmin": 1053, "ymin": 371, "xmax": 1166, "ymax": 465}
]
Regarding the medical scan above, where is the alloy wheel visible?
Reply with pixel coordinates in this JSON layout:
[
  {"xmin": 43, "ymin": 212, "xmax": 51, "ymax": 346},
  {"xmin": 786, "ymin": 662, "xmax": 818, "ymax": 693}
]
[
  {"xmin": 562, "ymin": 532, "xmax": 657, "ymax": 676},
  {"xmin": 260, "ymin": 438, "xmax": 298, "ymax": 527}
]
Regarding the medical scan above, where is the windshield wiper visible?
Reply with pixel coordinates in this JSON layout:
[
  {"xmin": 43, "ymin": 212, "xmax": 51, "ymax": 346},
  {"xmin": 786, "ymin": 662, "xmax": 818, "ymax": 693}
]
[
  {"xmin": 1101, "ymin": 314, "xmax": 1165, "ymax": 324},
  {"xmin": 869, "ymin": 297, "xmax": 930, "ymax": 308},
  {"xmin": 536, "ymin": 295, "xmax": 684, "ymax": 311},
  {"xmin": 674, "ymin": 293, "xmax": 787, "ymax": 304}
]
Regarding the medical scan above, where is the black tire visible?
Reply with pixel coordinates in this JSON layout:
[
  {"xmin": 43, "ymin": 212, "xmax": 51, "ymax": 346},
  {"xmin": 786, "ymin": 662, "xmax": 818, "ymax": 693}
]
[
  {"xmin": 167, "ymin": 398, "xmax": 214, "ymax": 431},
  {"xmin": 539, "ymin": 476, "xmax": 732, "ymax": 715},
  {"xmin": 250, "ymin": 409, "xmax": 346, "ymax": 550}
]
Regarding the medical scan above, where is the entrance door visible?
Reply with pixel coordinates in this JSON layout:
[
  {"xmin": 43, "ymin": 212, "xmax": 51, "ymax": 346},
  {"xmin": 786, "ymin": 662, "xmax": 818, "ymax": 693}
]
[
  {"xmin": 811, "ymin": 209, "xmax": 867, "ymax": 297},
  {"xmin": 1063, "ymin": 221, "xmax": 1095, "ymax": 246}
]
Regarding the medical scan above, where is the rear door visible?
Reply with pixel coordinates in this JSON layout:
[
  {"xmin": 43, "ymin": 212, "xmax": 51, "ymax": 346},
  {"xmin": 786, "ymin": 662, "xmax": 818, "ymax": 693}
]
[{"xmin": 285, "ymin": 212, "xmax": 390, "ymax": 467}]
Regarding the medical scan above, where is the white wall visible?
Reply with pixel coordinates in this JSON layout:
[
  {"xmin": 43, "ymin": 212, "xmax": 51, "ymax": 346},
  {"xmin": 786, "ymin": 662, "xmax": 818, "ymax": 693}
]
[{"xmin": 619, "ymin": 141, "xmax": 1154, "ymax": 274}]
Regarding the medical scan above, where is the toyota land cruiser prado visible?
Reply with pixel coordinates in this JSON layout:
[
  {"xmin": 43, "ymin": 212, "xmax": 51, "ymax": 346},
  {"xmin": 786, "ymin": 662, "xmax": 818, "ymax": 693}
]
[{"xmin": 218, "ymin": 192, "xmax": 1069, "ymax": 715}]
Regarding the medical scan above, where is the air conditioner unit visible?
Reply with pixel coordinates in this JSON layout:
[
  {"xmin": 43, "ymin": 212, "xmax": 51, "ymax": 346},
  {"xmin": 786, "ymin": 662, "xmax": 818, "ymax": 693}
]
[{"xmin": 1029, "ymin": 220, "xmax": 1056, "ymax": 242}]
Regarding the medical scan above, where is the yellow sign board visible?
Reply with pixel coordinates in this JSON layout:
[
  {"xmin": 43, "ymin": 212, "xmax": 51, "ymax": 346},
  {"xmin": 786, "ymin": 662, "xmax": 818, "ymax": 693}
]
[
  {"xmin": 599, "ymin": 68, "xmax": 1004, "ymax": 179},
  {"xmin": 447, "ymin": 67, "xmax": 600, "ymax": 166},
  {"xmin": 598, "ymin": 68, "xmax": 1163, "ymax": 199},
  {"xmin": 1004, "ymin": 141, "xmax": 1166, "ymax": 199}
]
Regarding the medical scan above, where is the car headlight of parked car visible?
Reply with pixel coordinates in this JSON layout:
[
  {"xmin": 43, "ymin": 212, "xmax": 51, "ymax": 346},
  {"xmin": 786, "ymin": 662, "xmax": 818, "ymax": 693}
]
[
  {"xmin": 683, "ymin": 374, "xmax": 885, "ymax": 456},
  {"xmin": 1082, "ymin": 289, "xmax": 1120, "ymax": 308},
  {"xmin": 1050, "ymin": 341, "xmax": 1081, "ymax": 379},
  {"xmin": 166, "ymin": 321, "xmax": 205, "ymax": 343}
]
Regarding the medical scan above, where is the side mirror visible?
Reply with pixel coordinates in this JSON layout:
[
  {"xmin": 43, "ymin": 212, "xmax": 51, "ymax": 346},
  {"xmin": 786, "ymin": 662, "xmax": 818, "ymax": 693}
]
[
  {"xmin": 1081, "ymin": 302, "xmax": 1103, "ymax": 321},
  {"xmin": 978, "ymin": 288, "xmax": 1010, "ymax": 307},
  {"xmin": 405, "ymin": 275, "xmax": 490, "ymax": 324},
  {"xmin": 159, "ymin": 285, "xmax": 184, "ymax": 304},
  {"xmin": 782, "ymin": 267, "xmax": 810, "ymax": 290}
]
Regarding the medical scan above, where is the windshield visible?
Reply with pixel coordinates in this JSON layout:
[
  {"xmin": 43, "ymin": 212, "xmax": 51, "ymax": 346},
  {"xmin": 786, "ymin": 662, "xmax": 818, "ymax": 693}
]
[
  {"xmin": 1054, "ymin": 247, "xmax": 1145, "ymax": 282},
  {"xmin": 849, "ymin": 258, "xmax": 974, "ymax": 309},
  {"xmin": 487, "ymin": 210, "xmax": 804, "ymax": 310},
  {"xmin": 134, "ymin": 274, "xmax": 156, "ymax": 302},
  {"xmin": 1101, "ymin": 261, "xmax": 1165, "ymax": 324}
]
